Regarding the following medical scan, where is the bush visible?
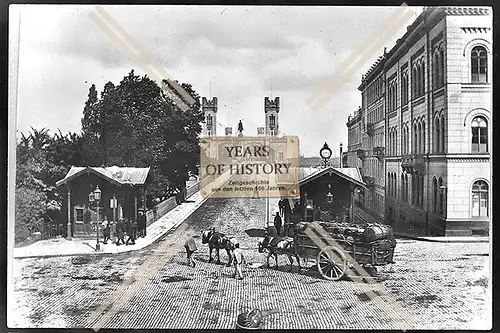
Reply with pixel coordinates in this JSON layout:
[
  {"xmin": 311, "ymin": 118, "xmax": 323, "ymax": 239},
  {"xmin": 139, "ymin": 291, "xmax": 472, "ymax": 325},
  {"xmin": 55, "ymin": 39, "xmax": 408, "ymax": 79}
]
[{"xmin": 15, "ymin": 187, "xmax": 47, "ymax": 243}]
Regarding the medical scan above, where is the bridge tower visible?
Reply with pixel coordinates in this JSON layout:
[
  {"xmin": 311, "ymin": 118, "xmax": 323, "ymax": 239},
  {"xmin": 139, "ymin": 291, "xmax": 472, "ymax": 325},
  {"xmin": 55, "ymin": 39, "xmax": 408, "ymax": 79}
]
[
  {"xmin": 202, "ymin": 97, "xmax": 218, "ymax": 136},
  {"xmin": 264, "ymin": 97, "xmax": 279, "ymax": 136}
]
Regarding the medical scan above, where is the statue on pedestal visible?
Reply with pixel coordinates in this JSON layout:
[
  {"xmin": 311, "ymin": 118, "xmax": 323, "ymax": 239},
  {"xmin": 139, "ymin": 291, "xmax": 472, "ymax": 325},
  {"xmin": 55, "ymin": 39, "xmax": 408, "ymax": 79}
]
[{"xmin": 237, "ymin": 120, "xmax": 244, "ymax": 136}]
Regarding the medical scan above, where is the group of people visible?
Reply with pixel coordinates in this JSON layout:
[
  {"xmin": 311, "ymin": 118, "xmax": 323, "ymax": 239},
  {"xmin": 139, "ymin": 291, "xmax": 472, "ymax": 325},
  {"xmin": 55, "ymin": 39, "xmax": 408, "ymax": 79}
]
[{"xmin": 100, "ymin": 211, "xmax": 147, "ymax": 246}]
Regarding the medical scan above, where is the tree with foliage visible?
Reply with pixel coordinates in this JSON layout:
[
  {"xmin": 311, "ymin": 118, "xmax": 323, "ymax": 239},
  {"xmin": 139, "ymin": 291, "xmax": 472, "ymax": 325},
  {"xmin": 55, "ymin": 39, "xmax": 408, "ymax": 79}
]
[
  {"xmin": 15, "ymin": 187, "xmax": 47, "ymax": 243},
  {"xmin": 80, "ymin": 70, "xmax": 204, "ymax": 203},
  {"xmin": 15, "ymin": 127, "xmax": 84, "ymax": 242}
]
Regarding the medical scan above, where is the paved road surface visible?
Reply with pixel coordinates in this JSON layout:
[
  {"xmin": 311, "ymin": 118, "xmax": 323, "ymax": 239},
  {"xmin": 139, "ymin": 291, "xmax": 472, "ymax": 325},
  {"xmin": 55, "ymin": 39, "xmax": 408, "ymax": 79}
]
[{"xmin": 10, "ymin": 197, "xmax": 491, "ymax": 329}]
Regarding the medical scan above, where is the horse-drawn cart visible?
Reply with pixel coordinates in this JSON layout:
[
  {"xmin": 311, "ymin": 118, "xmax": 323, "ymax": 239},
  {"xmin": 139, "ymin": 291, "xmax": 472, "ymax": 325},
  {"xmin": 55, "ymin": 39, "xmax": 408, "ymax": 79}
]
[{"xmin": 293, "ymin": 221, "xmax": 397, "ymax": 281}]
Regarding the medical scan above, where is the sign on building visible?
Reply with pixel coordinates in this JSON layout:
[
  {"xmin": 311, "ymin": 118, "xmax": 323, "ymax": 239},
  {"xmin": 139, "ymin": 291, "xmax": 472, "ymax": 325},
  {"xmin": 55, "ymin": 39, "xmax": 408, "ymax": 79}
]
[{"xmin": 199, "ymin": 136, "xmax": 299, "ymax": 199}]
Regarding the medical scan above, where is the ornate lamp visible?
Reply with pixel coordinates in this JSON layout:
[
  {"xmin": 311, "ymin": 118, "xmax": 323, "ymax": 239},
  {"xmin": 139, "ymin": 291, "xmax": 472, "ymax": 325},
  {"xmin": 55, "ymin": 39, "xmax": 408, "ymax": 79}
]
[
  {"xmin": 320, "ymin": 142, "xmax": 332, "ymax": 168},
  {"xmin": 326, "ymin": 184, "xmax": 333, "ymax": 204},
  {"xmin": 89, "ymin": 185, "xmax": 102, "ymax": 251}
]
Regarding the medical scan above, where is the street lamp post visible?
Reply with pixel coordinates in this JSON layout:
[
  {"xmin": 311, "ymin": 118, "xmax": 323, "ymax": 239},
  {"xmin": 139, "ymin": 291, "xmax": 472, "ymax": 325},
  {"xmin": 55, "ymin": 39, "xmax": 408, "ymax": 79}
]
[
  {"xmin": 439, "ymin": 185, "xmax": 447, "ymax": 217},
  {"xmin": 89, "ymin": 185, "xmax": 102, "ymax": 251},
  {"xmin": 320, "ymin": 142, "xmax": 332, "ymax": 168},
  {"xmin": 339, "ymin": 142, "xmax": 343, "ymax": 168}
]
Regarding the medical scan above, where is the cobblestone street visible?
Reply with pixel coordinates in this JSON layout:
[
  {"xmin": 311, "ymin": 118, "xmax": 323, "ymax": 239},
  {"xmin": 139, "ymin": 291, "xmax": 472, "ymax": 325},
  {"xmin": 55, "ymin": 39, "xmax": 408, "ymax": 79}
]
[{"xmin": 9, "ymin": 197, "xmax": 491, "ymax": 330}]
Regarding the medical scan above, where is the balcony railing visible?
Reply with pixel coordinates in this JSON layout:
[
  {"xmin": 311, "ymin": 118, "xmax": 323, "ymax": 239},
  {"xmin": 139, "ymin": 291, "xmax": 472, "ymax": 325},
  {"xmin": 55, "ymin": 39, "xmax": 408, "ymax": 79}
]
[
  {"xmin": 364, "ymin": 175, "xmax": 375, "ymax": 188},
  {"xmin": 366, "ymin": 123, "xmax": 375, "ymax": 136},
  {"xmin": 373, "ymin": 146, "xmax": 385, "ymax": 159},
  {"xmin": 356, "ymin": 148, "xmax": 365, "ymax": 159},
  {"xmin": 401, "ymin": 155, "xmax": 425, "ymax": 174}
]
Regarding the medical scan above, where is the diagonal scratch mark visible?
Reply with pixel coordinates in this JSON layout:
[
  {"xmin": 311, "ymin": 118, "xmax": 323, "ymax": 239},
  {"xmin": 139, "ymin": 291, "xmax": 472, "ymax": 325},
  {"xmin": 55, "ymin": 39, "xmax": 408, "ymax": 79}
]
[
  {"xmin": 88, "ymin": 7, "xmax": 193, "ymax": 112},
  {"xmin": 303, "ymin": 222, "xmax": 415, "ymax": 330},
  {"xmin": 306, "ymin": 3, "xmax": 415, "ymax": 112}
]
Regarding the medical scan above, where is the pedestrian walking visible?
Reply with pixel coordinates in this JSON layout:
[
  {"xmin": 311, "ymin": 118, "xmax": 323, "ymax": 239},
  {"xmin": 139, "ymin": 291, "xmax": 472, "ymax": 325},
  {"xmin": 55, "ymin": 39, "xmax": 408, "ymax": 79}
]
[
  {"xmin": 184, "ymin": 237, "xmax": 198, "ymax": 267},
  {"xmin": 101, "ymin": 220, "xmax": 110, "ymax": 244},
  {"xmin": 115, "ymin": 218, "xmax": 125, "ymax": 245},
  {"xmin": 274, "ymin": 212, "xmax": 282, "ymax": 236},
  {"xmin": 138, "ymin": 210, "xmax": 146, "ymax": 238},
  {"xmin": 278, "ymin": 199, "xmax": 286, "ymax": 217},
  {"xmin": 125, "ymin": 218, "xmax": 137, "ymax": 245},
  {"xmin": 232, "ymin": 243, "xmax": 245, "ymax": 280}
]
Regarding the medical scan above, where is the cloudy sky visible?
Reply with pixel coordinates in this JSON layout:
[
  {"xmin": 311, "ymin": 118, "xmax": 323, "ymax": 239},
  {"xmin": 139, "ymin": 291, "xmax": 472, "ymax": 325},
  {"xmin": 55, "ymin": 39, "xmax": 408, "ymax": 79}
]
[{"xmin": 12, "ymin": 5, "xmax": 422, "ymax": 157}]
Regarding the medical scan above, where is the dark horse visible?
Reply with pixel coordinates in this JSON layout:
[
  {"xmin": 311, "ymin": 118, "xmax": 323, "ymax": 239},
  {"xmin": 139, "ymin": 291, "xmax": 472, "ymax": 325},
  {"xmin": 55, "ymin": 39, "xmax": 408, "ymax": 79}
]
[
  {"xmin": 258, "ymin": 235, "xmax": 302, "ymax": 271},
  {"xmin": 202, "ymin": 228, "xmax": 237, "ymax": 266}
]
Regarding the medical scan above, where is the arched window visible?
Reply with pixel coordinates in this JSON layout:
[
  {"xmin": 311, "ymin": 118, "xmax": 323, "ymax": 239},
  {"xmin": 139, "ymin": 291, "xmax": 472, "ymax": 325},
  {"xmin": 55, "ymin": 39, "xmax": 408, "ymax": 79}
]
[
  {"xmin": 413, "ymin": 124, "xmax": 417, "ymax": 153},
  {"xmin": 402, "ymin": 126, "xmax": 405, "ymax": 155},
  {"xmin": 269, "ymin": 114, "xmax": 276, "ymax": 128},
  {"xmin": 387, "ymin": 172, "xmax": 391, "ymax": 197},
  {"xmin": 394, "ymin": 128, "xmax": 397, "ymax": 156},
  {"xmin": 440, "ymin": 48, "xmax": 445, "ymax": 86},
  {"xmin": 438, "ymin": 177, "xmax": 444, "ymax": 215},
  {"xmin": 411, "ymin": 174, "xmax": 415, "ymax": 205},
  {"xmin": 434, "ymin": 117, "xmax": 440, "ymax": 153},
  {"xmin": 432, "ymin": 177, "xmax": 438, "ymax": 212},
  {"xmin": 405, "ymin": 174, "xmax": 409, "ymax": 203},
  {"xmin": 401, "ymin": 72, "xmax": 408, "ymax": 105},
  {"xmin": 440, "ymin": 115, "xmax": 445, "ymax": 152},
  {"xmin": 394, "ymin": 83, "xmax": 398, "ymax": 110},
  {"xmin": 412, "ymin": 67, "xmax": 417, "ymax": 97},
  {"xmin": 417, "ymin": 123, "xmax": 422, "ymax": 154},
  {"xmin": 434, "ymin": 52, "xmax": 440, "ymax": 88},
  {"xmin": 415, "ymin": 173, "xmax": 419, "ymax": 206},
  {"xmin": 416, "ymin": 65, "xmax": 421, "ymax": 96},
  {"xmin": 472, "ymin": 180, "xmax": 488, "ymax": 217},
  {"xmin": 471, "ymin": 116, "xmax": 488, "ymax": 152},
  {"xmin": 420, "ymin": 175, "xmax": 424, "ymax": 208},
  {"xmin": 405, "ymin": 124, "xmax": 410, "ymax": 154},
  {"xmin": 471, "ymin": 46, "xmax": 488, "ymax": 83},
  {"xmin": 421, "ymin": 63, "xmax": 425, "ymax": 96},
  {"xmin": 422, "ymin": 122, "xmax": 425, "ymax": 154},
  {"xmin": 401, "ymin": 173, "xmax": 405, "ymax": 201}
]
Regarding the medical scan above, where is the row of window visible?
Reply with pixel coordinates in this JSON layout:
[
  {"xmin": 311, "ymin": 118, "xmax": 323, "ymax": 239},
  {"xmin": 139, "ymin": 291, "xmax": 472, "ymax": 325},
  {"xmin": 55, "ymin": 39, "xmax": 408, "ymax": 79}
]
[
  {"xmin": 365, "ymin": 76, "xmax": 384, "ymax": 106},
  {"xmin": 365, "ymin": 191, "xmax": 384, "ymax": 217},
  {"xmin": 367, "ymin": 105, "xmax": 384, "ymax": 125},
  {"xmin": 365, "ymin": 158, "xmax": 383, "ymax": 179},
  {"xmin": 433, "ymin": 114, "xmax": 445, "ymax": 153},
  {"xmin": 413, "ymin": 120, "xmax": 426, "ymax": 154},
  {"xmin": 411, "ymin": 173, "xmax": 425, "ymax": 208},
  {"xmin": 365, "ymin": 115, "xmax": 487, "ymax": 157},
  {"xmin": 386, "ymin": 175, "xmax": 489, "ymax": 217},
  {"xmin": 387, "ymin": 79, "xmax": 398, "ymax": 112},
  {"xmin": 432, "ymin": 45, "xmax": 445, "ymax": 88},
  {"xmin": 388, "ymin": 172, "xmax": 439, "ymax": 212},
  {"xmin": 402, "ymin": 123, "xmax": 410, "ymax": 155},
  {"xmin": 411, "ymin": 59, "xmax": 426, "ymax": 99},
  {"xmin": 388, "ymin": 127, "xmax": 398, "ymax": 156},
  {"xmin": 364, "ymin": 45, "xmax": 488, "ymax": 114},
  {"xmin": 348, "ymin": 126, "xmax": 361, "ymax": 145}
]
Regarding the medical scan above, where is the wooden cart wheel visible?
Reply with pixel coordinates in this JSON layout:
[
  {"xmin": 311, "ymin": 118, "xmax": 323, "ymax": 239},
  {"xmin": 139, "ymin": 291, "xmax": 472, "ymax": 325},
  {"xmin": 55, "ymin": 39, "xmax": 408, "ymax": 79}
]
[{"xmin": 316, "ymin": 246, "xmax": 347, "ymax": 281}]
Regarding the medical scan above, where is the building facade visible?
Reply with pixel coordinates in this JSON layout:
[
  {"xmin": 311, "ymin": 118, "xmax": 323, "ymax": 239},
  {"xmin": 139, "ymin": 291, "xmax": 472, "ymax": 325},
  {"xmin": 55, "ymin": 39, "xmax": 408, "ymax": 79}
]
[
  {"xmin": 56, "ymin": 166, "xmax": 150, "ymax": 238},
  {"xmin": 347, "ymin": 6, "xmax": 492, "ymax": 236}
]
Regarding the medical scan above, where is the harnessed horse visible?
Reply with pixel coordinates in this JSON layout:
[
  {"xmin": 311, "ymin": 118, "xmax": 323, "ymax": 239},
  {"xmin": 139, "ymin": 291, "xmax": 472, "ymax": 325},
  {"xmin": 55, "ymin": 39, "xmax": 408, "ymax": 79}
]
[
  {"xmin": 202, "ymin": 228, "xmax": 237, "ymax": 266},
  {"xmin": 258, "ymin": 235, "xmax": 302, "ymax": 271}
]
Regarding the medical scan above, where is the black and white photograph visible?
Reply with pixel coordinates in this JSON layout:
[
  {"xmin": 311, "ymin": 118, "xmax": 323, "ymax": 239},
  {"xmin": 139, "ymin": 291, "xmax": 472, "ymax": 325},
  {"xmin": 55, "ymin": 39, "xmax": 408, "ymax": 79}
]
[{"xmin": 7, "ymin": 4, "xmax": 492, "ymax": 330}]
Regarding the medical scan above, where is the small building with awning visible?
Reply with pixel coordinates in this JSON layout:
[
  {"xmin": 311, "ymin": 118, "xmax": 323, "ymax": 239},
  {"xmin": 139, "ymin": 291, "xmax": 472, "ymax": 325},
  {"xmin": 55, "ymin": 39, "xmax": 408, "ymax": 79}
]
[
  {"xmin": 282, "ymin": 166, "xmax": 367, "ymax": 226},
  {"xmin": 56, "ymin": 166, "xmax": 150, "ymax": 238}
]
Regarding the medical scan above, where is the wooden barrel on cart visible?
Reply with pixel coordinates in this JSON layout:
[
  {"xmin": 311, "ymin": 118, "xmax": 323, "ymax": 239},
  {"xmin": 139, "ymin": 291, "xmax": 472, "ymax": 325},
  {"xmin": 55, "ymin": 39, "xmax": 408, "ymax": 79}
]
[{"xmin": 363, "ymin": 224, "xmax": 394, "ymax": 242}]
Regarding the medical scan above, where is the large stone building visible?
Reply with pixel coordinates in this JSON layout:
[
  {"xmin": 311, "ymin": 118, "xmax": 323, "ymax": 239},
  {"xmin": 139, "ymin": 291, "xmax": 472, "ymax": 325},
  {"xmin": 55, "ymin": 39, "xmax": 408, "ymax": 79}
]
[{"xmin": 346, "ymin": 6, "xmax": 492, "ymax": 236}]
